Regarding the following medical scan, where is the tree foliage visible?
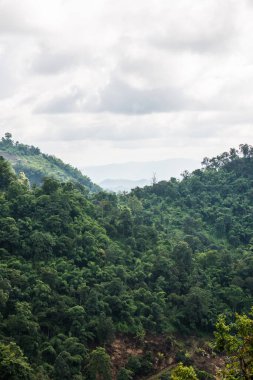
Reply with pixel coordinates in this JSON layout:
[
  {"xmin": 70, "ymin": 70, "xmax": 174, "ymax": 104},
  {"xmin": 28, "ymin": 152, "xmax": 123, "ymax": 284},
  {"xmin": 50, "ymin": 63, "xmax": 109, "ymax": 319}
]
[
  {"xmin": 214, "ymin": 309, "xmax": 253, "ymax": 379},
  {"xmin": 0, "ymin": 341, "xmax": 34, "ymax": 380},
  {"xmin": 88, "ymin": 347, "xmax": 112, "ymax": 380},
  {"xmin": 171, "ymin": 363, "xmax": 198, "ymax": 380},
  {"xmin": 0, "ymin": 144, "xmax": 253, "ymax": 378}
]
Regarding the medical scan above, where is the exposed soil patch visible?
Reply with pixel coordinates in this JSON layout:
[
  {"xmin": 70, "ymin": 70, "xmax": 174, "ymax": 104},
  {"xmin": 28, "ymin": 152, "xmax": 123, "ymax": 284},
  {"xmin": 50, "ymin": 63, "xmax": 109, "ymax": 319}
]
[{"xmin": 108, "ymin": 335, "xmax": 225, "ymax": 380}]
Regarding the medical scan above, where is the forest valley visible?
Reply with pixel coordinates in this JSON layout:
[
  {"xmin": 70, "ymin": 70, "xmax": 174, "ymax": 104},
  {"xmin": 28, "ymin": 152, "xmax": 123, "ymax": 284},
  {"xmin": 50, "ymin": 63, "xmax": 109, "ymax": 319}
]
[{"xmin": 0, "ymin": 134, "xmax": 253, "ymax": 379}]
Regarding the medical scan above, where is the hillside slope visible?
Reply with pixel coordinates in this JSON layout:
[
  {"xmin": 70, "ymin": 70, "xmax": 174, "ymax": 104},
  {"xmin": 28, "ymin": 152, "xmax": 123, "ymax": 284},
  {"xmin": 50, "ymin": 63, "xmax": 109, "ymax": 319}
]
[
  {"xmin": 0, "ymin": 133, "xmax": 100, "ymax": 192},
  {"xmin": 0, "ymin": 144, "xmax": 253, "ymax": 379}
]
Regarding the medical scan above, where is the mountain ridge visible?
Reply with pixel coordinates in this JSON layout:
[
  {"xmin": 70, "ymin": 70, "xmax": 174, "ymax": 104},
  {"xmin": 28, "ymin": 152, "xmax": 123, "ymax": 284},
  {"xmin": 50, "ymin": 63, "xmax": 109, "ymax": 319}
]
[
  {"xmin": 0, "ymin": 133, "xmax": 100, "ymax": 192},
  {"xmin": 99, "ymin": 178, "xmax": 151, "ymax": 192},
  {"xmin": 83, "ymin": 157, "xmax": 200, "ymax": 183}
]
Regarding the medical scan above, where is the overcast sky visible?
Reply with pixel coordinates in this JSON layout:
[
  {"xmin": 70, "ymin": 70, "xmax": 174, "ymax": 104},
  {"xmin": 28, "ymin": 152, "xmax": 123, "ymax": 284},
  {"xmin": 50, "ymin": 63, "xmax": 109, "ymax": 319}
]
[{"xmin": 0, "ymin": 0, "xmax": 253, "ymax": 168}]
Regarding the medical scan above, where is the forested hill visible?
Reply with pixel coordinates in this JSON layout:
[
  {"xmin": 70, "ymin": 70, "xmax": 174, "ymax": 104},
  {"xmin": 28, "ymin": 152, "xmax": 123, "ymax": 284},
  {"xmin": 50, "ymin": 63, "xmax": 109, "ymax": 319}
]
[
  {"xmin": 0, "ymin": 144, "xmax": 253, "ymax": 379},
  {"xmin": 0, "ymin": 133, "xmax": 100, "ymax": 192},
  {"xmin": 130, "ymin": 143, "xmax": 253, "ymax": 248}
]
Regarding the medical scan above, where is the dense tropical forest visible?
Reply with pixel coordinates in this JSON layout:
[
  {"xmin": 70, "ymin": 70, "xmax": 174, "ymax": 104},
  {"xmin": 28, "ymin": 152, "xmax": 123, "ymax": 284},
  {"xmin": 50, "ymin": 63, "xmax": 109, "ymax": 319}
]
[{"xmin": 0, "ymin": 135, "xmax": 253, "ymax": 379}]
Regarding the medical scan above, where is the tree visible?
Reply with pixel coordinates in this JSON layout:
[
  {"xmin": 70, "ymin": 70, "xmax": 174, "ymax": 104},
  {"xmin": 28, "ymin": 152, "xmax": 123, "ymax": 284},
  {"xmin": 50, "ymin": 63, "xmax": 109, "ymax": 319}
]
[
  {"xmin": 152, "ymin": 172, "xmax": 157, "ymax": 185},
  {"xmin": 0, "ymin": 157, "xmax": 15, "ymax": 190},
  {"xmin": 42, "ymin": 177, "xmax": 60, "ymax": 194},
  {"xmin": 2, "ymin": 132, "xmax": 13, "ymax": 145},
  {"xmin": 229, "ymin": 148, "xmax": 239, "ymax": 160},
  {"xmin": 171, "ymin": 242, "xmax": 192, "ymax": 273},
  {"xmin": 5, "ymin": 132, "xmax": 12, "ymax": 139},
  {"xmin": 88, "ymin": 347, "xmax": 112, "ymax": 380},
  {"xmin": 214, "ymin": 308, "xmax": 253, "ymax": 379},
  {"xmin": 29, "ymin": 231, "xmax": 55, "ymax": 260},
  {"xmin": 183, "ymin": 287, "xmax": 212, "ymax": 329},
  {"xmin": 17, "ymin": 172, "xmax": 30, "ymax": 188},
  {"xmin": 117, "ymin": 368, "xmax": 133, "ymax": 380},
  {"xmin": 6, "ymin": 302, "xmax": 39, "ymax": 357},
  {"xmin": 118, "ymin": 207, "xmax": 133, "ymax": 237},
  {"xmin": 94, "ymin": 314, "xmax": 115, "ymax": 345},
  {"xmin": 0, "ymin": 341, "xmax": 34, "ymax": 380},
  {"xmin": 171, "ymin": 363, "xmax": 198, "ymax": 380},
  {"xmin": 54, "ymin": 351, "xmax": 72, "ymax": 380},
  {"xmin": 0, "ymin": 217, "xmax": 19, "ymax": 251},
  {"xmin": 239, "ymin": 144, "xmax": 251, "ymax": 158}
]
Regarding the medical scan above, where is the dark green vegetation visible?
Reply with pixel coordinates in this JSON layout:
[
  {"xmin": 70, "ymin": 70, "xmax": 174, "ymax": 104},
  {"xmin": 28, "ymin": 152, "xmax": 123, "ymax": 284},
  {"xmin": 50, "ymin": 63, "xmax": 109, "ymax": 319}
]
[
  {"xmin": 0, "ymin": 142, "xmax": 253, "ymax": 379},
  {"xmin": 0, "ymin": 133, "xmax": 99, "ymax": 192}
]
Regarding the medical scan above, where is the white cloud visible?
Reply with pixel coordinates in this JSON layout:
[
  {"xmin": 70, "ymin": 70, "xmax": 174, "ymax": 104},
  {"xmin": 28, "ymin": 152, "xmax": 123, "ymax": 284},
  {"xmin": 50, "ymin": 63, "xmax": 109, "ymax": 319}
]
[{"xmin": 0, "ymin": 0, "xmax": 253, "ymax": 169}]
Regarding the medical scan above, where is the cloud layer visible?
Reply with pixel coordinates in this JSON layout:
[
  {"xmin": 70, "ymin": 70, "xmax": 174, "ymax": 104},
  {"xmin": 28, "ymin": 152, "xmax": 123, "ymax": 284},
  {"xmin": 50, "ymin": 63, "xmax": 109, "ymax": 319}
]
[{"xmin": 0, "ymin": 0, "xmax": 253, "ymax": 167}]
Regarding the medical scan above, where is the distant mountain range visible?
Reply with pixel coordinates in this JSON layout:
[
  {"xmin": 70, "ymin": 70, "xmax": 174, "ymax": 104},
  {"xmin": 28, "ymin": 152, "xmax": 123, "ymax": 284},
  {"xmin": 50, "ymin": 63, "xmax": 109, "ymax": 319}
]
[
  {"xmin": 83, "ymin": 158, "xmax": 200, "ymax": 191},
  {"xmin": 100, "ymin": 178, "xmax": 151, "ymax": 192},
  {"xmin": 0, "ymin": 133, "xmax": 201, "ymax": 193}
]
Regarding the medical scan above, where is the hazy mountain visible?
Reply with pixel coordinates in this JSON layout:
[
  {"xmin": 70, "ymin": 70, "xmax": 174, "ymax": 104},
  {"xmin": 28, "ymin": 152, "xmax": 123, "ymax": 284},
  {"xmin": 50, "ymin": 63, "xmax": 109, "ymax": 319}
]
[
  {"xmin": 83, "ymin": 158, "xmax": 200, "ymax": 183},
  {"xmin": 100, "ymin": 178, "xmax": 150, "ymax": 192}
]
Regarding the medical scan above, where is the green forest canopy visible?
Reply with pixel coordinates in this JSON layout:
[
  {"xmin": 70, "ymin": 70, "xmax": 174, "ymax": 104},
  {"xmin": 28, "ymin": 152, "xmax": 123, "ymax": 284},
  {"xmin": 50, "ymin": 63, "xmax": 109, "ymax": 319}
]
[{"xmin": 0, "ymin": 143, "xmax": 253, "ymax": 379}]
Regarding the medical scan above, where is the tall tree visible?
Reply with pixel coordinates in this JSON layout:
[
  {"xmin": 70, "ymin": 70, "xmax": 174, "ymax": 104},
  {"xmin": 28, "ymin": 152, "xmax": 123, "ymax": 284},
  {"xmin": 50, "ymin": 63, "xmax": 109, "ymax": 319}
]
[
  {"xmin": 88, "ymin": 347, "xmax": 112, "ymax": 380},
  {"xmin": 214, "ymin": 308, "xmax": 253, "ymax": 379},
  {"xmin": 0, "ymin": 341, "xmax": 34, "ymax": 380}
]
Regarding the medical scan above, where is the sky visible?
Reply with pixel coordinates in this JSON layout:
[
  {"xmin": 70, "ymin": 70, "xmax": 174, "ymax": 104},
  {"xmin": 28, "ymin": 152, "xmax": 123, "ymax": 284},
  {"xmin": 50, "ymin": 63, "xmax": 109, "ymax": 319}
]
[{"xmin": 0, "ymin": 0, "xmax": 253, "ymax": 169}]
